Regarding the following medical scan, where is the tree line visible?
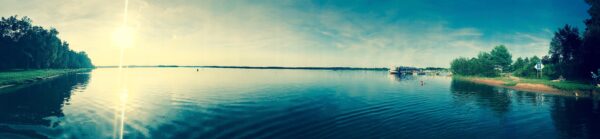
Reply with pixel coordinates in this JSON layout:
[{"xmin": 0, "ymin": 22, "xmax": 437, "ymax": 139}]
[
  {"xmin": 451, "ymin": 0, "xmax": 600, "ymax": 82},
  {"xmin": 0, "ymin": 16, "xmax": 93, "ymax": 70},
  {"xmin": 450, "ymin": 45, "xmax": 512, "ymax": 77}
]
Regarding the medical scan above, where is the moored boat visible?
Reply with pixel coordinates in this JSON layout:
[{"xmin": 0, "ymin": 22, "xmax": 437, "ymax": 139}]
[{"xmin": 389, "ymin": 67, "xmax": 399, "ymax": 74}]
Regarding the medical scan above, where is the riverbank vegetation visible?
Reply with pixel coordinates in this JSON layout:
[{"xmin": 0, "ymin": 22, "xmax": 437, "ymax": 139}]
[
  {"xmin": 450, "ymin": 0, "xmax": 600, "ymax": 92},
  {"xmin": 453, "ymin": 75, "xmax": 599, "ymax": 92},
  {"xmin": 0, "ymin": 69, "xmax": 91, "ymax": 87},
  {"xmin": 0, "ymin": 16, "xmax": 93, "ymax": 70},
  {"xmin": 450, "ymin": 45, "xmax": 512, "ymax": 77}
]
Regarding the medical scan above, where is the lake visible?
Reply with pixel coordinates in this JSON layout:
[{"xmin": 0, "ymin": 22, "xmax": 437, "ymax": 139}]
[{"xmin": 0, "ymin": 68, "xmax": 599, "ymax": 139}]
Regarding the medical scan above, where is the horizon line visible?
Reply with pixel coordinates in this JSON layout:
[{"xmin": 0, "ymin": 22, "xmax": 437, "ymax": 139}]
[{"xmin": 94, "ymin": 65, "xmax": 449, "ymax": 69}]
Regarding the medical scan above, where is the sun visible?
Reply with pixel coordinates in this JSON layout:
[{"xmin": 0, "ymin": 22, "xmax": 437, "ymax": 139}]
[{"xmin": 112, "ymin": 25, "xmax": 135, "ymax": 48}]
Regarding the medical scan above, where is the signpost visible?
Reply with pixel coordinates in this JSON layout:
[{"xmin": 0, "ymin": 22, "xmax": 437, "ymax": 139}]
[{"xmin": 535, "ymin": 62, "xmax": 544, "ymax": 78}]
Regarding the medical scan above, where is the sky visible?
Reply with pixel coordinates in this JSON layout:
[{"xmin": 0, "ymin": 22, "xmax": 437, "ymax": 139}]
[{"xmin": 0, "ymin": 0, "xmax": 591, "ymax": 67}]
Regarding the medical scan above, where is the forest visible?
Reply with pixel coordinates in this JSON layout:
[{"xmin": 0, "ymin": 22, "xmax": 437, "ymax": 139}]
[
  {"xmin": 0, "ymin": 16, "xmax": 93, "ymax": 70},
  {"xmin": 451, "ymin": 0, "xmax": 600, "ymax": 82}
]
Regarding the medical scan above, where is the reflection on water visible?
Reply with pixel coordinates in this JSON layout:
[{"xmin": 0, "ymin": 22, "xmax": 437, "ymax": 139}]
[
  {"xmin": 549, "ymin": 95, "xmax": 600, "ymax": 138},
  {"xmin": 0, "ymin": 68, "xmax": 598, "ymax": 138},
  {"xmin": 450, "ymin": 79, "xmax": 600, "ymax": 138},
  {"xmin": 0, "ymin": 73, "xmax": 90, "ymax": 138},
  {"xmin": 450, "ymin": 79, "xmax": 512, "ymax": 115},
  {"xmin": 388, "ymin": 73, "xmax": 415, "ymax": 82}
]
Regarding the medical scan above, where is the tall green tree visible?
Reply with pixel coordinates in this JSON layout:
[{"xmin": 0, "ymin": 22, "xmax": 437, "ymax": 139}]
[
  {"xmin": 490, "ymin": 45, "xmax": 512, "ymax": 72},
  {"xmin": 475, "ymin": 52, "xmax": 499, "ymax": 77},
  {"xmin": 547, "ymin": 25, "xmax": 583, "ymax": 79},
  {"xmin": 549, "ymin": 25, "xmax": 582, "ymax": 64},
  {"xmin": 450, "ymin": 57, "xmax": 471, "ymax": 75},
  {"xmin": 450, "ymin": 47, "xmax": 503, "ymax": 77}
]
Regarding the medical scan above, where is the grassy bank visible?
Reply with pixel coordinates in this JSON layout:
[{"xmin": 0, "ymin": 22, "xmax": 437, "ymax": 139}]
[
  {"xmin": 453, "ymin": 75, "xmax": 600, "ymax": 92},
  {"xmin": 0, "ymin": 69, "xmax": 91, "ymax": 86}
]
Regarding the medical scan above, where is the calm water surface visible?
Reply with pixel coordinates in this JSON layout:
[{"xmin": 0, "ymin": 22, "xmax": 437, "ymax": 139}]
[{"xmin": 0, "ymin": 68, "xmax": 599, "ymax": 139}]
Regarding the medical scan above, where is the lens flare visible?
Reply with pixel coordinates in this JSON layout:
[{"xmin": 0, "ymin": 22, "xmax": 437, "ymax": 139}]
[
  {"xmin": 114, "ymin": 0, "xmax": 131, "ymax": 139},
  {"xmin": 113, "ymin": 25, "xmax": 135, "ymax": 49}
]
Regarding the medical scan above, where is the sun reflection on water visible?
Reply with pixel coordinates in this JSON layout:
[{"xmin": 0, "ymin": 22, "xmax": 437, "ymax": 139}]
[
  {"xmin": 118, "ymin": 89, "xmax": 128, "ymax": 139},
  {"xmin": 113, "ymin": 0, "xmax": 131, "ymax": 139}
]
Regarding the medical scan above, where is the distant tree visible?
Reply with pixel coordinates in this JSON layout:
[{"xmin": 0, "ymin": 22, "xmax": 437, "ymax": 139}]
[
  {"xmin": 451, "ymin": 57, "xmax": 471, "ymax": 75},
  {"xmin": 450, "ymin": 48, "xmax": 501, "ymax": 77},
  {"xmin": 424, "ymin": 67, "xmax": 446, "ymax": 70},
  {"xmin": 490, "ymin": 45, "xmax": 512, "ymax": 72},
  {"xmin": 511, "ymin": 57, "xmax": 525, "ymax": 72},
  {"xmin": 475, "ymin": 52, "xmax": 499, "ymax": 77},
  {"xmin": 514, "ymin": 56, "xmax": 541, "ymax": 78}
]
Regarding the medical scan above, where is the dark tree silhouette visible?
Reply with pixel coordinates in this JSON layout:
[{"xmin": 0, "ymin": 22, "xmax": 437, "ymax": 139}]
[
  {"xmin": 549, "ymin": 25, "xmax": 583, "ymax": 64},
  {"xmin": 582, "ymin": 0, "xmax": 600, "ymax": 80},
  {"xmin": 0, "ymin": 15, "xmax": 93, "ymax": 70},
  {"xmin": 546, "ymin": 25, "xmax": 583, "ymax": 79}
]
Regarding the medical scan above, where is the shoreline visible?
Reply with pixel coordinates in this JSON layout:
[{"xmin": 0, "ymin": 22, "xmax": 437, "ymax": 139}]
[
  {"xmin": 455, "ymin": 76, "xmax": 600, "ymax": 98},
  {"xmin": 0, "ymin": 69, "xmax": 92, "ymax": 90},
  {"xmin": 95, "ymin": 65, "xmax": 389, "ymax": 71}
]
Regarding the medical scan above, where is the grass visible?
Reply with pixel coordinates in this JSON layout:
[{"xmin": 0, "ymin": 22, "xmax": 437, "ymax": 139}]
[
  {"xmin": 0, "ymin": 69, "xmax": 91, "ymax": 86},
  {"xmin": 452, "ymin": 75, "xmax": 509, "ymax": 82},
  {"xmin": 518, "ymin": 78, "xmax": 598, "ymax": 91},
  {"xmin": 453, "ymin": 75, "xmax": 599, "ymax": 91},
  {"xmin": 502, "ymin": 81, "xmax": 518, "ymax": 86}
]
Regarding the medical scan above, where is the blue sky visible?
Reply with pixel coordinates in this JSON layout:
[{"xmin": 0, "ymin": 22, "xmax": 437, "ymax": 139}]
[{"xmin": 0, "ymin": 0, "xmax": 591, "ymax": 67}]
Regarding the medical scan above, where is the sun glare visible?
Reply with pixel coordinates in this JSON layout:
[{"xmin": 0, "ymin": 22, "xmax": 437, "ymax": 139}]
[{"xmin": 112, "ymin": 25, "xmax": 135, "ymax": 48}]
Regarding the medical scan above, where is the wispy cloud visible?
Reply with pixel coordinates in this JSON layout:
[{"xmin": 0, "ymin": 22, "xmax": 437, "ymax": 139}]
[{"xmin": 0, "ymin": 0, "xmax": 588, "ymax": 67}]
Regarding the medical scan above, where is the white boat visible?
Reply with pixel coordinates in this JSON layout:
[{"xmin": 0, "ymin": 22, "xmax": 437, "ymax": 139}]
[
  {"xmin": 389, "ymin": 66, "xmax": 420, "ymax": 74},
  {"xmin": 389, "ymin": 67, "xmax": 399, "ymax": 74}
]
